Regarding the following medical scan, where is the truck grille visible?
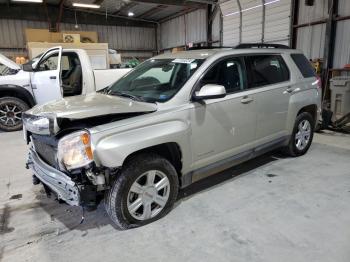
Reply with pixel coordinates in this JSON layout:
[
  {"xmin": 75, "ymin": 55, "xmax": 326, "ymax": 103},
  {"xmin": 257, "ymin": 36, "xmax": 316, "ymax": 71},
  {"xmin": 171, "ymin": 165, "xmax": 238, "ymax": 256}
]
[{"xmin": 31, "ymin": 134, "xmax": 58, "ymax": 168}]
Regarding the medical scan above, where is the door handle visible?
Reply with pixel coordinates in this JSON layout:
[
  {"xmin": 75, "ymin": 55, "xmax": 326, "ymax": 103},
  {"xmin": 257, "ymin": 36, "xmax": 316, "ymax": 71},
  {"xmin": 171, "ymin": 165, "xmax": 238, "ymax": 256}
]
[
  {"xmin": 283, "ymin": 87, "xmax": 293, "ymax": 94},
  {"xmin": 241, "ymin": 96, "xmax": 253, "ymax": 104},
  {"xmin": 283, "ymin": 87, "xmax": 300, "ymax": 94},
  {"xmin": 50, "ymin": 76, "xmax": 57, "ymax": 79}
]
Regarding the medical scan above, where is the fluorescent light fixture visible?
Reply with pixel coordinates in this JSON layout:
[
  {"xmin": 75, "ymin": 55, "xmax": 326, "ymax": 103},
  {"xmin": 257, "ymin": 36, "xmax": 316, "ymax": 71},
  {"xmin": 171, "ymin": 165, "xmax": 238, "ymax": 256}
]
[
  {"xmin": 72, "ymin": 3, "xmax": 100, "ymax": 9},
  {"xmin": 11, "ymin": 0, "xmax": 43, "ymax": 2},
  {"xmin": 128, "ymin": 11, "xmax": 134, "ymax": 16},
  {"xmin": 224, "ymin": 0, "xmax": 280, "ymax": 17}
]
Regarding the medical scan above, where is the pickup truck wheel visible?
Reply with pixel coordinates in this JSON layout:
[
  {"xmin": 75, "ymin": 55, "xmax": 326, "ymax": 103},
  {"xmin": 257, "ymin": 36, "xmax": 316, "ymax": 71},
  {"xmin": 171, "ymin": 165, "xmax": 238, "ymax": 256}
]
[
  {"xmin": 105, "ymin": 153, "xmax": 179, "ymax": 230},
  {"xmin": 283, "ymin": 112, "xmax": 314, "ymax": 157},
  {"xmin": 0, "ymin": 97, "xmax": 29, "ymax": 132}
]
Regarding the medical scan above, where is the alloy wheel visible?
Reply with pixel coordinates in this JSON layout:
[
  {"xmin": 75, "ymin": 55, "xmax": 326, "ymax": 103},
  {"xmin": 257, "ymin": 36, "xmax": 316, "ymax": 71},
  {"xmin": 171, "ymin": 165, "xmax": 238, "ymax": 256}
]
[
  {"xmin": 127, "ymin": 170, "xmax": 170, "ymax": 221},
  {"xmin": 0, "ymin": 103, "xmax": 23, "ymax": 128},
  {"xmin": 295, "ymin": 119, "xmax": 311, "ymax": 151}
]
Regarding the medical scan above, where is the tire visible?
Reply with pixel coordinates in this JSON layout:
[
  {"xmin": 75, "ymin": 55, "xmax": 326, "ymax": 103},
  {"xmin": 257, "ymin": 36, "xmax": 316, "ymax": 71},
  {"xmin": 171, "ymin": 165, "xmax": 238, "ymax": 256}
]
[
  {"xmin": 105, "ymin": 153, "xmax": 179, "ymax": 230},
  {"xmin": 0, "ymin": 97, "xmax": 29, "ymax": 132},
  {"xmin": 283, "ymin": 112, "xmax": 315, "ymax": 157}
]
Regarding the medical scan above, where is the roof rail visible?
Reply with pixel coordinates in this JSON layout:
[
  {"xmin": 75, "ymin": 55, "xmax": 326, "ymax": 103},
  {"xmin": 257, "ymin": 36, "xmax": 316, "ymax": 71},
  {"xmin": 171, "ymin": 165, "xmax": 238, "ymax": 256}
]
[
  {"xmin": 187, "ymin": 46, "xmax": 233, "ymax": 50},
  {"xmin": 235, "ymin": 43, "xmax": 291, "ymax": 49}
]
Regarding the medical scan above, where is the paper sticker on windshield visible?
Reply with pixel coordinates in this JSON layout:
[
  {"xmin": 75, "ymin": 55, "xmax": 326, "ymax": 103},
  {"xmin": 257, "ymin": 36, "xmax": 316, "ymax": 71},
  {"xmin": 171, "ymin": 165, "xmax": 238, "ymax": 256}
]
[{"xmin": 172, "ymin": 58, "xmax": 195, "ymax": 64}]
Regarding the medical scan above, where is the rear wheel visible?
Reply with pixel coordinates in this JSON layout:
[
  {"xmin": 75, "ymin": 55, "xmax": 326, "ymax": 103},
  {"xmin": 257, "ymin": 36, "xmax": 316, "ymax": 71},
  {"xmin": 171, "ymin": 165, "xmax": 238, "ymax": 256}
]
[
  {"xmin": 0, "ymin": 97, "xmax": 29, "ymax": 132},
  {"xmin": 283, "ymin": 112, "xmax": 314, "ymax": 156},
  {"xmin": 105, "ymin": 153, "xmax": 179, "ymax": 230}
]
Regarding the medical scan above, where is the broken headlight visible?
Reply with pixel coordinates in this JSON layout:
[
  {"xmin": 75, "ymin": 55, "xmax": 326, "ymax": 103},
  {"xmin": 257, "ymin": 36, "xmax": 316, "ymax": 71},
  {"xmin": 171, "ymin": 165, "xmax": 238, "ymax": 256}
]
[{"xmin": 58, "ymin": 130, "xmax": 93, "ymax": 170}]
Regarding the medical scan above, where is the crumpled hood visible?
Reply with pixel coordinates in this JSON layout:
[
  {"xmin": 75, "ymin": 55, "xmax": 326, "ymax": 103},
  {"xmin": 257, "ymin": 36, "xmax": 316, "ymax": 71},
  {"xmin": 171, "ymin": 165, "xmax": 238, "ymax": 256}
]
[
  {"xmin": 27, "ymin": 93, "xmax": 157, "ymax": 119},
  {"xmin": 0, "ymin": 54, "xmax": 21, "ymax": 70}
]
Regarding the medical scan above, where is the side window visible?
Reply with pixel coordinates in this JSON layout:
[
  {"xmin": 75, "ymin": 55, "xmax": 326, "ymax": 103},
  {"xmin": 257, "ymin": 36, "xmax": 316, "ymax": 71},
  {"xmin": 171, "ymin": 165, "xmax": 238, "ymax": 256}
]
[
  {"xmin": 291, "ymin": 53, "xmax": 316, "ymax": 78},
  {"xmin": 246, "ymin": 55, "xmax": 290, "ymax": 88},
  {"xmin": 37, "ymin": 52, "xmax": 59, "ymax": 71},
  {"xmin": 200, "ymin": 57, "xmax": 245, "ymax": 94}
]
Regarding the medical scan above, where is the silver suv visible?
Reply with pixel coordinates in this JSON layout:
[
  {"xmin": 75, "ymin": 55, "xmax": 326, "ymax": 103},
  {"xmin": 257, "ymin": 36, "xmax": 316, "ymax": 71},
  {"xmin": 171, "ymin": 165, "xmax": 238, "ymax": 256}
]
[{"xmin": 23, "ymin": 44, "xmax": 321, "ymax": 229}]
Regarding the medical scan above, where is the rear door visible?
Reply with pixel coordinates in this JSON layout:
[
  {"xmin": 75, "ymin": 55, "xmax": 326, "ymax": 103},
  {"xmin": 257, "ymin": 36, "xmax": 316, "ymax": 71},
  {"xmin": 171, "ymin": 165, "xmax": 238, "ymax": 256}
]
[
  {"xmin": 245, "ymin": 54, "xmax": 291, "ymax": 145},
  {"xmin": 30, "ymin": 47, "xmax": 63, "ymax": 105}
]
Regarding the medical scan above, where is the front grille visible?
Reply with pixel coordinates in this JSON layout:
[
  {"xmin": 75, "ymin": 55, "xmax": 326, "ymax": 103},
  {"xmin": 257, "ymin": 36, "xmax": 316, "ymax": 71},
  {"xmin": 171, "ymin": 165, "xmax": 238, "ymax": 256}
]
[{"xmin": 32, "ymin": 134, "xmax": 58, "ymax": 168}]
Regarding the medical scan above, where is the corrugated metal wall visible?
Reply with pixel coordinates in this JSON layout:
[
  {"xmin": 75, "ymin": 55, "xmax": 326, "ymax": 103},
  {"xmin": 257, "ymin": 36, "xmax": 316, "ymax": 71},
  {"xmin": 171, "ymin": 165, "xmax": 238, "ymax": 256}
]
[
  {"xmin": 296, "ymin": 23, "xmax": 326, "ymax": 60},
  {"xmin": 297, "ymin": 0, "xmax": 328, "ymax": 24},
  {"xmin": 241, "ymin": 0, "xmax": 263, "ymax": 43},
  {"xmin": 0, "ymin": 18, "xmax": 156, "ymax": 59},
  {"xmin": 220, "ymin": 0, "xmax": 291, "ymax": 46},
  {"xmin": 333, "ymin": 20, "xmax": 350, "ymax": 68},
  {"xmin": 295, "ymin": 0, "xmax": 350, "ymax": 68},
  {"xmin": 159, "ymin": 9, "xmax": 207, "ymax": 50},
  {"xmin": 264, "ymin": 0, "xmax": 291, "ymax": 44},
  {"xmin": 333, "ymin": 0, "xmax": 350, "ymax": 68},
  {"xmin": 221, "ymin": 0, "xmax": 240, "ymax": 45},
  {"xmin": 295, "ymin": 0, "xmax": 328, "ymax": 60},
  {"xmin": 211, "ymin": 7, "xmax": 221, "ymax": 43}
]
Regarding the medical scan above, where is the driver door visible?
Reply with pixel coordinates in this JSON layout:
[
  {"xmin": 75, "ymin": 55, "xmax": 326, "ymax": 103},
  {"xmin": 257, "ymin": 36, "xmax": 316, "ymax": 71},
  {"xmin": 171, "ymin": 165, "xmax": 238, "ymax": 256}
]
[
  {"xmin": 190, "ymin": 56, "xmax": 257, "ymax": 171},
  {"xmin": 30, "ymin": 47, "xmax": 63, "ymax": 105}
]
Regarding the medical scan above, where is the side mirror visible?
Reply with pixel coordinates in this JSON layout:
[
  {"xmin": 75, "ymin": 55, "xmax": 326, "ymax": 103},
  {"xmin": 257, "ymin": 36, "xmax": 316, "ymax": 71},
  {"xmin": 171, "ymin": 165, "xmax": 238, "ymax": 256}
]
[
  {"xmin": 22, "ymin": 62, "xmax": 34, "ymax": 72},
  {"xmin": 193, "ymin": 84, "xmax": 226, "ymax": 101}
]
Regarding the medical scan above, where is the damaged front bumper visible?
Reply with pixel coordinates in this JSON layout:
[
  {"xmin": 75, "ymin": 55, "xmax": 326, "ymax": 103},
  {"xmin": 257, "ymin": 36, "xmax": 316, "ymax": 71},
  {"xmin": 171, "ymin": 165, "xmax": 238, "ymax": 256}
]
[{"xmin": 26, "ymin": 148, "xmax": 80, "ymax": 206}]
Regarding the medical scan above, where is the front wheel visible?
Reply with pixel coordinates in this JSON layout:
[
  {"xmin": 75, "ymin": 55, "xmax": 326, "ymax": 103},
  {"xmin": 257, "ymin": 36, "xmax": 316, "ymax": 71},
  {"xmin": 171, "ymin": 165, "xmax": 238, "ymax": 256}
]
[
  {"xmin": 283, "ymin": 112, "xmax": 314, "ymax": 157},
  {"xmin": 105, "ymin": 153, "xmax": 179, "ymax": 230},
  {"xmin": 0, "ymin": 97, "xmax": 29, "ymax": 132}
]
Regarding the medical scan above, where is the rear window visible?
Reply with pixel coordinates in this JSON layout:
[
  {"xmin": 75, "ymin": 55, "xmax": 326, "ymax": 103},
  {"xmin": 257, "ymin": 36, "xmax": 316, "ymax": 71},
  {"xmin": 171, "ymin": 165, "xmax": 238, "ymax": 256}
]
[
  {"xmin": 245, "ymin": 55, "xmax": 290, "ymax": 88},
  {"xmin": 291, "ymin": 54, "xmax": 316, "ymax": 78}
]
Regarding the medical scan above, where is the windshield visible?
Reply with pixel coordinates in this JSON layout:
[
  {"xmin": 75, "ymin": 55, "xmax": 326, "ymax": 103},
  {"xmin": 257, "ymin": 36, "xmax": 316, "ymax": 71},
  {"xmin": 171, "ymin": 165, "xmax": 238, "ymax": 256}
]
[
  {"xmin": 106, "ymin": 58, "xmax": 204, "ymax": 103},
  {"xmin": 0, "ymin": 63, "xmax": 18, "ymax": 76}
]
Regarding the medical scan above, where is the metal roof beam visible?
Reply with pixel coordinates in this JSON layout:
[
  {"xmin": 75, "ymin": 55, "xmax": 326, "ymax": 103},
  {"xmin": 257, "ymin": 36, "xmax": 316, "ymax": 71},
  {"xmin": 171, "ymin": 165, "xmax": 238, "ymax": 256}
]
[
  {"xmin": 0, "ymin": 3, "xmax": 156, "ymax": 27},
  {"xmin": 130, "ymin": 0, "xmax": 206, "ymax": 8},
  {"xmin": 112, "ymin": 2, "xmax": 139, "ymax": 15},
  {"xmin": 93, "ymin": 0, "xmax": 105, "ymax": 4},
  {"xmin": 136, "ymin": 4, "xmax": 167, "ymax": 19},
  {"xmin": 159, "ymin": 6, "xmax": 199, "ymax": 23}
]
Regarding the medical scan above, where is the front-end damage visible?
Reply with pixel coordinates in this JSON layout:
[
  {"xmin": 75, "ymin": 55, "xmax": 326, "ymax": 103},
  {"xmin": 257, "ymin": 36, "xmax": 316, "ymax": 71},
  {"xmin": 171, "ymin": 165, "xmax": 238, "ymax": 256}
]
[
  {"xmin": 25, "ymin": 130, "xmax": 115, "ymax": 209},
  {"xmin": 23, "ymin": 94, "xmax": 157, "ymax": 209},
  {"xmin": 26, "ymin": 148, "xmax": 80, "ymax": 206}
]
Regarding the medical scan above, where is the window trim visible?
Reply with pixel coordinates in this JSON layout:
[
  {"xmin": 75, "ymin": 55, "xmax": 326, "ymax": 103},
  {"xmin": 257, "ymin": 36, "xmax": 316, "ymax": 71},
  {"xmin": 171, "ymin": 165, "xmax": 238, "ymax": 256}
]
[
  {"xmin": 244, "ymin": 54, "xmax": 291, "ymax": 90},
  {"xmin": 190, "ymin": 55, "xmax": 248, "ymax": 101}
]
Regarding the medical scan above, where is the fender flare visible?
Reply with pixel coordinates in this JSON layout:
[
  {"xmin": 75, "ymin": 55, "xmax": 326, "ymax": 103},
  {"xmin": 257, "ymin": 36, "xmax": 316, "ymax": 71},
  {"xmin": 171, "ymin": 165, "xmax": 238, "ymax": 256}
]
[{"xmin": 0, "ymin": 84, "xmax": 36, "ymax": 107}]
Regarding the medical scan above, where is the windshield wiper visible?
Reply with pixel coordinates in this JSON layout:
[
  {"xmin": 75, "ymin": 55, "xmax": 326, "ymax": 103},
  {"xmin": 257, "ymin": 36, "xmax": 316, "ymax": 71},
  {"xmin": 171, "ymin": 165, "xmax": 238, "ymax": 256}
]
[{"xmin": 108, "ymin": 90, "xmax": 146, "ymax": 102}]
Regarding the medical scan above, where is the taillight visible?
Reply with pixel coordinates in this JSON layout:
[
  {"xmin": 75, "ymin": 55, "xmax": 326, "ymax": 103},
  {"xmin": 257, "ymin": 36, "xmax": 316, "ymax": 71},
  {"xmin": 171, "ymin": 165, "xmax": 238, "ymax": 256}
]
[{"xmin": 316, "ymin": 76, "xmax": 322, "ymax": 89}]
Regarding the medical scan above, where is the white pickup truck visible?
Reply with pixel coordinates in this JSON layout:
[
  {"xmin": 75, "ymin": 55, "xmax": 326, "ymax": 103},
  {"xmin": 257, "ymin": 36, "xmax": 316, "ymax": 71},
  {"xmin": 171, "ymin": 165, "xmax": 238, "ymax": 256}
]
[{"xmin": 0, "ymin": 47, "xmax": 130, "ymax": 131}]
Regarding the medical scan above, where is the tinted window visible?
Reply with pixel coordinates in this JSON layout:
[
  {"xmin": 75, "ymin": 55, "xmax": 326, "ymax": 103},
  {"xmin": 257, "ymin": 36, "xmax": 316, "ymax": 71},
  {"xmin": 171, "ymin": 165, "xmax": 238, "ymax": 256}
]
[
  {"xmin": 246, "ymin": 55, "xmax": 290, "ymax": 88},
  {"xmin": 200, "ymin": 57, "xmax": 245, "ymax": 94},
  {"xmin": 291, "ymin": 53, "xmax": 316, "ymax": 78}
]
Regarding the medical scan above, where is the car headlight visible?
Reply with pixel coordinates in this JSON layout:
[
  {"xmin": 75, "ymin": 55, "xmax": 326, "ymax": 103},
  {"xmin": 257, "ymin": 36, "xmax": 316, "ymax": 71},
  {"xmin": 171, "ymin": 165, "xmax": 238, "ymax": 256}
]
[{"xmin": 57, "ymin": 130, "xmax": 93, "ymax": 170}]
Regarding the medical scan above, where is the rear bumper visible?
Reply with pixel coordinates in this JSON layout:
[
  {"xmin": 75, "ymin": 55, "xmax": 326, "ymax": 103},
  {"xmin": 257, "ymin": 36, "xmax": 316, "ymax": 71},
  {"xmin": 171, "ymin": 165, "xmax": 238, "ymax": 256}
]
[{"xmin": 26, "ymin": 148, "xmax": 80, "ymax": 206}]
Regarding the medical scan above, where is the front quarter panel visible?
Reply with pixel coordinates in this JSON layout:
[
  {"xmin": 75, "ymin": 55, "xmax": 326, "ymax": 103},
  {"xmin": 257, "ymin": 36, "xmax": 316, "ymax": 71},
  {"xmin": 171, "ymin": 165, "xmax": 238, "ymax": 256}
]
[{"xmin": 91, "ymin": 109, "xmax": 192, "ymax": 173}]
